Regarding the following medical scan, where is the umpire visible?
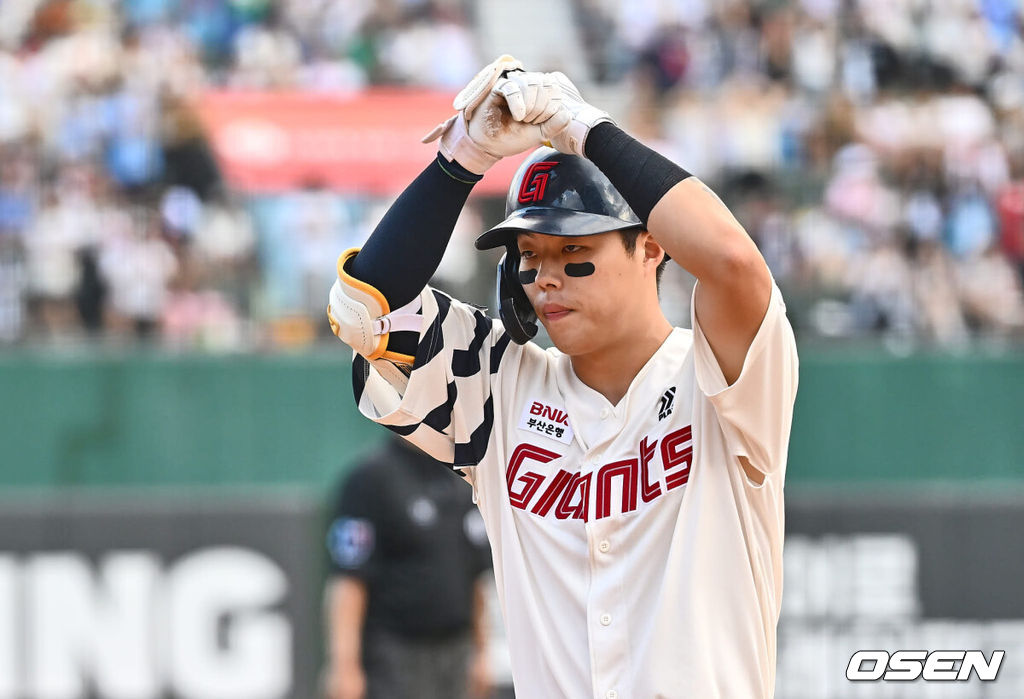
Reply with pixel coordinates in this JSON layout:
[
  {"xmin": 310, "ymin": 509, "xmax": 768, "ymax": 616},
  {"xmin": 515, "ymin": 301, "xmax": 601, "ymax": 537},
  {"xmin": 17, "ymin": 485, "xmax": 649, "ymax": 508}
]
[{"xmin": 323, "ymin": 435, "xmax": 494, "ymax": 699}]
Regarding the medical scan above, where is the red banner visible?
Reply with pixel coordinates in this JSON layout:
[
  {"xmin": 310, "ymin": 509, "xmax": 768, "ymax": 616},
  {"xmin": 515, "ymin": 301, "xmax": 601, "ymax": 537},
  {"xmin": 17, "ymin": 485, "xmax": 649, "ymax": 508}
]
[{"xmin": 196, "ymin": 90, "xmax": 527, "ymax": 196}]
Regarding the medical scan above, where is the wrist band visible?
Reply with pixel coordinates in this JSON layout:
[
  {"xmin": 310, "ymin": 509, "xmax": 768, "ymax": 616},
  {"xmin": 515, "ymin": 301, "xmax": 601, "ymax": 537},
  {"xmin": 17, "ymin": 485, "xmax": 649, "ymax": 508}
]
[{"xmin": 584, "ymin": 122, "xmax": 691, "ymax": 225}]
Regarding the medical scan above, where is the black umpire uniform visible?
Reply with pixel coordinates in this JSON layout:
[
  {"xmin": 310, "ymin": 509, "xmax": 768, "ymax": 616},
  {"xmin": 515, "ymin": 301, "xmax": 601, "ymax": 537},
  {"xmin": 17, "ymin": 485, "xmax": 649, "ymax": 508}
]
[{"xmin": 326, "ymin": 437, "xmax": 492, "ymax": 699}]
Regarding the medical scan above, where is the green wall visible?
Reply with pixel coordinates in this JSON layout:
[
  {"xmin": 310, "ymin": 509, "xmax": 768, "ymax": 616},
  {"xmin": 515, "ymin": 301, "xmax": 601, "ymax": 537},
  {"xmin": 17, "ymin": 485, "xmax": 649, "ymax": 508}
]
[
  {"xmin": 1, "ymin": 349, "xmax": 1022, "ymax": 489},
  {"xmin": 0, "ymin": 352, "xmax": 374, "ymax": 489},
  {"xmin": 788, "ymin": 350, "xmax": 1024, "ymax": 485}
]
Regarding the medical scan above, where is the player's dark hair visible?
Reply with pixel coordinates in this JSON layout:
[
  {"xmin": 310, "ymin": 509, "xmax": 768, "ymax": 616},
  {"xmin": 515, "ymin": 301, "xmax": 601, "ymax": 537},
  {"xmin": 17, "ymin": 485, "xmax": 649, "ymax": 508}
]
[{"xmin": 619, "ymin": 230, "xmax": 669, "ymax": 289}]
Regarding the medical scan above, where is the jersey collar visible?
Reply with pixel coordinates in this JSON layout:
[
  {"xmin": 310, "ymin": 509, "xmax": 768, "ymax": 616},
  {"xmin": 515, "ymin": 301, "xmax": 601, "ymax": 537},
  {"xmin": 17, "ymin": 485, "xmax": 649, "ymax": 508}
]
[{"xmin": 553, "ymin": 328, "xmax": 691, "ymax": 452}]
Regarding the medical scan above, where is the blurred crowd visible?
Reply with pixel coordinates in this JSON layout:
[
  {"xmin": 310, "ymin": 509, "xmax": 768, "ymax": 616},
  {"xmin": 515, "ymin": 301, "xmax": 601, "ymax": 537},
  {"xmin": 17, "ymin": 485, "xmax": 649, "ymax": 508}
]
[
  {"xmin": 0, "ymin": 0, "xmax": 481, "ymax": 348},
  {"xmin": 0, "ymin": 0, "xmax": 1022, "ymax": 350}
]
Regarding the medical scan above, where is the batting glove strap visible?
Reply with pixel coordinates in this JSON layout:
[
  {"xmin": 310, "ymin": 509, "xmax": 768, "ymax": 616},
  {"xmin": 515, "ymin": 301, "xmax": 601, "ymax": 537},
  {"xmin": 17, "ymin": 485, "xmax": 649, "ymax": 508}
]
[
  {"xmin": 327, "ymin": 248, "xmax": 421, "ymax": 364},
  {"xmin": 422, "ymin": 113, "xmax": 502, "ymax": 177}
]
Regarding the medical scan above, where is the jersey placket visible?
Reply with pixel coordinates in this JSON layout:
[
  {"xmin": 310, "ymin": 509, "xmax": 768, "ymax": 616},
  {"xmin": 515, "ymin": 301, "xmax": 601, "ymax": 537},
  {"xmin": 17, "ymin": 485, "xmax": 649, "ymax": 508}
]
[{"xmin": 580, "ymin": 405, "xmax": 631, "ymax": 699}]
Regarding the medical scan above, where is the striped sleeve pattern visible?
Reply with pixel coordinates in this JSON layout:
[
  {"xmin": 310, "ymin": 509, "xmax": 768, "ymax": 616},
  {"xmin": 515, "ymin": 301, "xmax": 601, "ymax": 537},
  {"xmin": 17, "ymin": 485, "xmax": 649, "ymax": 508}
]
[{"xmin": 352, "ymin": 287, "xmax": 513, "ymax": 468}]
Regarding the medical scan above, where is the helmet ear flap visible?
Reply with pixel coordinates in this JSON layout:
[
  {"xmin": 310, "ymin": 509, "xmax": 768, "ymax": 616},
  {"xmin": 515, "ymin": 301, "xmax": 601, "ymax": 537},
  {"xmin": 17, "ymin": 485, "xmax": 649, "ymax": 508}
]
[{"xmin": 496, "ymin": 248, "xmax": 537, "ymax": 344}]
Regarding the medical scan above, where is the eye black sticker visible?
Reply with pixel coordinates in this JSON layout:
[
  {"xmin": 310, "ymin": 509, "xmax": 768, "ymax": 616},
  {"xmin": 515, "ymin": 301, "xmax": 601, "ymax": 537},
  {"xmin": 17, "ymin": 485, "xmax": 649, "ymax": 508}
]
[
  {"xmin": 518, "ymin": 269, "xmax": 538, "ymax": 285},
  {"xmin": 564, "ymin": 262, "xmax": 596, "ymax": 277}
]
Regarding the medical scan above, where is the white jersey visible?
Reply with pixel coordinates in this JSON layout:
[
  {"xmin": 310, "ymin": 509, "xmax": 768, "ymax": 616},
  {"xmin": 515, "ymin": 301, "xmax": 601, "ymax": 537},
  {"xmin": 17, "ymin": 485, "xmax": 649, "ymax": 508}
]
[{"xmin": 352, "ymin": 281, "xmax": 799, "ymax": 699}]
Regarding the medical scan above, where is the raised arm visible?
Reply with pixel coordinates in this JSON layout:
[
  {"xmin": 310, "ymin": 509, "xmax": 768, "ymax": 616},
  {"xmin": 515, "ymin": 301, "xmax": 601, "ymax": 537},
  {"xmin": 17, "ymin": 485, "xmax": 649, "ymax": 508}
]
[
  {"xmin": 585, "ymin": 120, "xmax": 771, "ymax": 384},
  {"xmin": 645, "ymin": 177, "xmax": 770, "ymax": 385},
  {"xmin": 328, "ymin": 56, "xmax": 555, "ymax": 363},
  {"xmin": 329, "ymin": 59, "xmax": 569, "ymax": 467},
  {"xmin": 592, "ymin": 129, "xmax": 771, "ymax": 384}
]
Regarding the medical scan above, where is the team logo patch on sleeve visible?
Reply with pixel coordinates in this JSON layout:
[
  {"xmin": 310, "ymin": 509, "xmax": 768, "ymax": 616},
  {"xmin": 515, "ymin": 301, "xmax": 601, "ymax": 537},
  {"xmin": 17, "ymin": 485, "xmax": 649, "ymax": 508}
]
[
  {"xmin": 327, "ymin": 517, "xmax": 375, "ymax": 569},
  {"xmin": 518, "ymin": 400, "xmax": 574, "ymax": 445}
]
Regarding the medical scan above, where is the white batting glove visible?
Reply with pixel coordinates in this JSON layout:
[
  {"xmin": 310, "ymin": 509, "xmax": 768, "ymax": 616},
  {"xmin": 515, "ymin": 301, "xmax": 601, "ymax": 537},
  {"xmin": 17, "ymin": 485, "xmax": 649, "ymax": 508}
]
[
  {"xmin": 422, "ymin": 55, "xmax": 548, "ymax": 176},
  {"xmin": 539, "ymin": 72, "xmax": 615, "ymax": 157},
  {"xmin": 493, "ymin": 71, "xmax": 567, "ymax": 126}
]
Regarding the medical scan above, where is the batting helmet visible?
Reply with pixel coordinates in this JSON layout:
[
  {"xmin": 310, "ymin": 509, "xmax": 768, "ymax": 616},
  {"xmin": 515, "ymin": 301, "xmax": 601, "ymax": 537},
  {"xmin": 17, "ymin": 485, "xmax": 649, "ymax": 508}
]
[{"xmin": 475, "ymin": 147, "xmax": 643, "ymax": 344}]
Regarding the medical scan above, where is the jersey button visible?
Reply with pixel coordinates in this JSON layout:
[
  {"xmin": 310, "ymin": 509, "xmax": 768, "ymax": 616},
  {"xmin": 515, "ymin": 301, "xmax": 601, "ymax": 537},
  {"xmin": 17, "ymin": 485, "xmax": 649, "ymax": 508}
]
[
  {"xmin": 606, "ymin": 690, "xmax": 618, "ymax": 699},
  {"xmin": 598, "ymin": 539, "xmax": 610, "ymax": 553},
  {"xmin": 600, "ymin": 407, "xmax": 610, "ymax": 419},
  {"xmin": 600, "ymin": 613, "xmax": 612, "ymax": 626}
]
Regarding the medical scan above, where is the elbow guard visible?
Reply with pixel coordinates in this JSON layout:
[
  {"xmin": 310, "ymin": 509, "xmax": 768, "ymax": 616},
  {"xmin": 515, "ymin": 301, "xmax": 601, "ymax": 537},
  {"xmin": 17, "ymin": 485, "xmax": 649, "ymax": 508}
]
[{"xmin": 327, "ymin": 248, "xmax": 422, "ymax": 365}]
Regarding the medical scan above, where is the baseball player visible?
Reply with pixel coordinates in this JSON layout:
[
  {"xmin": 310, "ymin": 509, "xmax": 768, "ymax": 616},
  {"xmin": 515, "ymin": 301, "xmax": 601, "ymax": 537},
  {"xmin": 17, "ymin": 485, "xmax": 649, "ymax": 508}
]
[{"xmin": 328, "ymin": 56, "xmax": 798, "ymax": 698}]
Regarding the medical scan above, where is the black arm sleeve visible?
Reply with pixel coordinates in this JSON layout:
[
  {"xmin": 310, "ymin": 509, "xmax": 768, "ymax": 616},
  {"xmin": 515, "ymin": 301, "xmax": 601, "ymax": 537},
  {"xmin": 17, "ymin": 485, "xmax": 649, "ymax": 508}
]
[
  {"xmin": 348, "ymin": 155, "xmax": 481, "ymax": 309},
  {"xmin": 583, "ymin": 122, "xmax": 691, "ymax": 226}
]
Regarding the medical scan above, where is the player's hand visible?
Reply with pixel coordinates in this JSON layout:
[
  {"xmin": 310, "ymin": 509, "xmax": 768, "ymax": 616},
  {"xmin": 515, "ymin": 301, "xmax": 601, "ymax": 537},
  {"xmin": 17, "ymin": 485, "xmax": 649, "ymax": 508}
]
[
  {"xmin": 537, "ymin": 71, "xmax": 614, "ymax": 157},
  {"xmin": 493, "ymin": 71, "xmax": 566, "ymax": 126},
  {"xmin": 324, "ymin": 661, "xmax": 365, "ymax": 699},
  {"xmin": 422, "ymin": 55, "xmax": 547, "ymax": 175}
]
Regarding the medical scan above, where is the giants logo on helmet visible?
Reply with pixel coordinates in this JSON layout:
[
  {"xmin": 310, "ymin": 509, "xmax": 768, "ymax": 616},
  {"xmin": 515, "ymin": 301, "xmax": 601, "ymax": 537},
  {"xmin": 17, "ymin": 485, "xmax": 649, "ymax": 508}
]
[{"xmin": 518, "ymin": 161, "xmax": 558, "ymax": 204}]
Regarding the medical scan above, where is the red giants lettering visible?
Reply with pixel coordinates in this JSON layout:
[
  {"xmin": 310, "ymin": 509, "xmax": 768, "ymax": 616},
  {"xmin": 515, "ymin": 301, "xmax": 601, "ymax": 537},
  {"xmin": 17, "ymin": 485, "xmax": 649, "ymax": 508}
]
[
  {"xmin": 638, "ymin": 436, "xmax": 661, "ymax": 502},
  {"xmin": 555, "ymin": 473, "xmax": 591, "ymax": 521},
  {"xmin": 530, "ymin": 469, "xmax": 573, "ymax": 517},
  {"xmin": 506, "ymin": 443, "xmax": 560, "ymax": 509},
  {"xmin": 661, "ymin": 425, "xmax": 693, "ymax": 490},
  {"xmin": 528, "ymin": 401, "xmax": 570, "ymax": 425},
  {"xmin": 505, "ymin": 425, "xmax": 693, "ymax": 520},
  {"xmin": 596, "ymin": 459, "xmax": 638, "ymax": 520}
]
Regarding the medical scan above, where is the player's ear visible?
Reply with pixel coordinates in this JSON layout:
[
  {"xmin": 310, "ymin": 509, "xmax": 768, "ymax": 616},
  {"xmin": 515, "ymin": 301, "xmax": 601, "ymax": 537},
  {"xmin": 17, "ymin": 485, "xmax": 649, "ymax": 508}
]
[{"xmin": 641, "ymin": 231, "xmax": 665, "ymax": 268}]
